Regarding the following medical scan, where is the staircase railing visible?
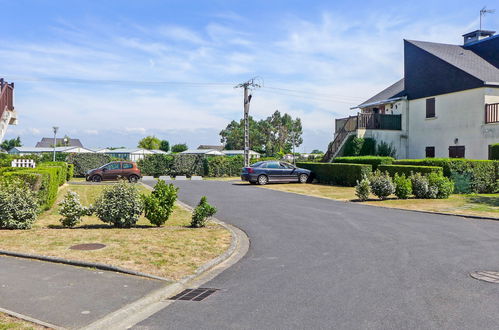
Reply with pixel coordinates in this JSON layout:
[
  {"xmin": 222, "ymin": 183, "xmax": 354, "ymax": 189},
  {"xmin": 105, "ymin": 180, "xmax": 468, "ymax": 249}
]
[{"xmin": 322, "ymin": 116, "xmax": 358, "ymax": 162}]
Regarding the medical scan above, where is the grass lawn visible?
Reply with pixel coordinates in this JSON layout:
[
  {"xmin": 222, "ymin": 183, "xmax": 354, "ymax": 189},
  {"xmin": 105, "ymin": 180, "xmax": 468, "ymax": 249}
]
[
  {"xmin": 261, "ymin": 183, "xmax": 499, "ymax": 219},
  {"xmin": 0, "ymin": 184, "xmax": 231, "ymax": 280},
  {"xmin": 0, "ymin": 312, "xmax": 43, "ymax": 330}
]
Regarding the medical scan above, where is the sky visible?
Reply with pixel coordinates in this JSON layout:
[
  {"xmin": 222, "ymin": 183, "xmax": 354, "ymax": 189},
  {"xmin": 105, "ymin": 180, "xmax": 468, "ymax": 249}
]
[{"xmin": 1, "ymin": 0, "xmax": 497, "ymax": 151}]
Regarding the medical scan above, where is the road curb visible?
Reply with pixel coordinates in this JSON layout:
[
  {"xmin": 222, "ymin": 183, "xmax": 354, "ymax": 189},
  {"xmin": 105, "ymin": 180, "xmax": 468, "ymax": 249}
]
[
  {"xmin": 77, "ymin": 183, "xmax": 249, "ymax": 330},
  {"xmin": 0, "ymin": 250, "xmax": 172, "ymax": 282},
  {"xmin": 0, "ymin": 306, "xmax": 64, "ymax": 330}
]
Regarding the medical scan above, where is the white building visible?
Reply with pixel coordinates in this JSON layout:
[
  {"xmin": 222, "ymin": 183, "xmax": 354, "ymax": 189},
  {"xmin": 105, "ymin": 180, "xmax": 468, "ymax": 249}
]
[
  {"xmin": 9, "ymin": 146, "xmax": 95, "ymax": 155},
  {"xmin": 326, "ymin": 30, "xmax": 499, "ymax": 160},
  {"xmin": 0, "ymin": 79, "xmax": 17, "ymax": 144}
]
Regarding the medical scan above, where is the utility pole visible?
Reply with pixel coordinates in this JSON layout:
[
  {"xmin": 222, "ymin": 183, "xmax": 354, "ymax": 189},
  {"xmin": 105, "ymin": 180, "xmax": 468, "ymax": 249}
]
[
  {"xmin": 52, "ymin": 126, "xmax": 59, "ymax": 161},
  {"xmin": 235, "ymin": 78, "xmax": 261, "ymax": 167}
]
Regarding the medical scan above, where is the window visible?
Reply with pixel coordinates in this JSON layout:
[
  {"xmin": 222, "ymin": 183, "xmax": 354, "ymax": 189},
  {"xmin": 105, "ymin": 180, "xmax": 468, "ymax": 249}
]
[
  {"xmin": 426, "ymin": 98, "xmax": 436, "ymax": 118},
  {"xmin": 122, "ymin": 163, "xmax": 133, "ymax": 169},
  {"xmin": 105, "ymin": 163, "xmax": 121, "ymax": 170},
  {"xmin": 266, "ymin": 162, "xmax": 280, "ymax": 169},
  {"xmin": 425, "ymin": 146, "xmax": 435, "ymax": 158},
  {"xmin": 449, "ymin": 146, "xmax": 465, "ymax": 158}
]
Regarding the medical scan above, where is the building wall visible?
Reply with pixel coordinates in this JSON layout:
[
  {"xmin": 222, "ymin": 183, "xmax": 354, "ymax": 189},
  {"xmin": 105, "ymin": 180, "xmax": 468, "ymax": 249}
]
[{"xmin": 407, "ymin": 87, "xmax": 499, "ymax": 159}]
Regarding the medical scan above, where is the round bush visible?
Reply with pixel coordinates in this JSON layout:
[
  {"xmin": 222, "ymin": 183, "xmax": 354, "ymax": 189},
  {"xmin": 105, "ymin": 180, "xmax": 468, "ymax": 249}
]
[
  {"xmin": 0, "ymin": 180, "xmax": 39, "ymax": 229},
  {"xmin": 59, "ymin": 190, "xmax": 92, "ymax": 228},
  {"xmin": 394, "ymin": 173, "xmax": 412, "ymax": 199},
  {"xmin": 143, "ymin": 180, "xmax": 178, "ymax": 227},
  {"xmin": 355, "ymin": 175, "xmax": 371, "ymax": 201},
  {"xmin": 94, "ymin": 181, "xmax": 144, "ymax": 228},
  {"xmin": 411, "ymin": 173, "xmax": 430, "ymax": 199},
  {"xmin": 191, "ymin": 196, "xmax": 217, "ymax": 228},
  {"xmin": 370, "ymin": 171, "xmax": 395, "ymax": 200}
]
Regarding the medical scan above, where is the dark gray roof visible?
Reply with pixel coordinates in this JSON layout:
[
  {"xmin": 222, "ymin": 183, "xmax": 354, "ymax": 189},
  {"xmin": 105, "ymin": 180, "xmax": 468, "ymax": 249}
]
[
  {"xmin": 405, "ymin": 39, "xmax": 499, "ymax": 83},
  {"xmin": 35, "ymin": 138, "xmax": 83, "ymax": 148},
  {"xmin": 358, "ymin": 78, "xmax": 405, "ymax": 108}
]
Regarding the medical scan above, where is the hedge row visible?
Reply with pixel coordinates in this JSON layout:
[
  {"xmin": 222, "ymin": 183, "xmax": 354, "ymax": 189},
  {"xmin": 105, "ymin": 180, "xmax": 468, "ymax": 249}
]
[
  {"xmin": 296, "ymin": 162, "xmax": 372, "ymax": 186},
  {"xmin": 0, "ymin": 162, "xmax": 72, "ymax": 210},
  {"xmin": 67, "ymin": 153, "xmax": 112, "ymax": 177},
  {"xmin": 393, "ymin": 158, "xmax": 498, "ymax": 193},
  {"xmin": 377, "ymin": 165, "xmax": 443, "ymax": 177},
  {"xmin": 333, "ymin": 156, "xmax": 394, "ymax": 170}
]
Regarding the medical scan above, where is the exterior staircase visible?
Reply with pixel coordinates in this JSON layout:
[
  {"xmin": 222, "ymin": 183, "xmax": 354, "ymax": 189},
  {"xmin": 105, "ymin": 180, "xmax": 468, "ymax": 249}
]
[
  {"xmin": 322, "ymin": 115, "xmax": 358, "ymax": 162},
  {"xmin": 0, "ymin": 79, "xmax": 16, "ymax": 143}
]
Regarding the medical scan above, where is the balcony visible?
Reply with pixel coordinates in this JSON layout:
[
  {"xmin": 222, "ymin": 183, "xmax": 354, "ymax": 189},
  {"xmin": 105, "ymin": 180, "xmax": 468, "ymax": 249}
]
[
  {"xmin": 335, "ymin": 113, "xmax": 402, "ymax": 133},
  {"xmin": 485, "ymin": 103, "xmax": 499, "ymax": 124}
]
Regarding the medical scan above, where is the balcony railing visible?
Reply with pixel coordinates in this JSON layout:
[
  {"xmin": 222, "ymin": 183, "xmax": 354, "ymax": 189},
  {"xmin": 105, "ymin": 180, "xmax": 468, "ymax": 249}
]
[
  {"xmin": 335, "ymin": 114, "xmax": 402, "ymax": 133},
  {"xmin": 485, "ymin": 103, "xmax": 499, "ymax": 124}
]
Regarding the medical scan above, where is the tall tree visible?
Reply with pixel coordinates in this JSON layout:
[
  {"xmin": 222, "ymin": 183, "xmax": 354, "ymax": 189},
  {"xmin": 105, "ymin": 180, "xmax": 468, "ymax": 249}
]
[
  {"xmin": 219, "ymin": 111, "xmax": 303, "ymax": 156},
  {"xmin": 159, "ymin": 140, "xmax": 170, "ymax": 152},
  {"xmin": 138, "ymin": 136, "xmax": 161, "ymax": 150},
  {"xmin": 171, "ymin": 143, "xmax": 188, "ymax": 153},
  {"xmin": 1, "ymin": 136, "xmax": 22, "ymax": 151}
]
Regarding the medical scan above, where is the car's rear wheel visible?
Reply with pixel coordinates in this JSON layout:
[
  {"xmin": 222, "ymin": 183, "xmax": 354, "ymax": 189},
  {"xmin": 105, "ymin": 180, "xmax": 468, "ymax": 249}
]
[
  {"xmin": 91, "ymin": 175, "xmax": 102, "ymax": 182},
  {"xmin": 298, "ymin": 174, "xmax": 308, "ymax": 184},
  {"xmin": 257, "ymin": 175, "xmax": 268, "ymax": 185},
  {"xmin": 128, "ymin": 175, "xmax": 139, "ymax": 183}
]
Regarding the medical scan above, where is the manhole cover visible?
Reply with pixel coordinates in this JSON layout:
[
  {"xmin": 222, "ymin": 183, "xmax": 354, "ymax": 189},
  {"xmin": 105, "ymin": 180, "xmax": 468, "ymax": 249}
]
[
  {"xmin": 169, "ymin": 288, "xmax": 219, "ymax": 301},
  {"xmin": 70, "ymin": 243, "xmax": 106, "ymax": 251},
  {"xmin": 470, "ymin": 271, "xmax": 499, "ymax": 283}
]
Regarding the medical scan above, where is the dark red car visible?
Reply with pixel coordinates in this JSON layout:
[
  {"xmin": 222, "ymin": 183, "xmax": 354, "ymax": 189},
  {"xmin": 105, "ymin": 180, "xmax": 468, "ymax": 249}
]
[{"xmin": 85, "ymin": 161, "xmax": 142, "ymax": 183}]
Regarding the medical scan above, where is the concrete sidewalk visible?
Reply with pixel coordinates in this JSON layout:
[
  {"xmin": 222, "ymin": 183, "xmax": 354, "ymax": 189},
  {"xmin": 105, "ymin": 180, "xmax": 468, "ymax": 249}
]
[{"xmin": 0, "ymin": 256, "xmax": 165, "ymax": 329}]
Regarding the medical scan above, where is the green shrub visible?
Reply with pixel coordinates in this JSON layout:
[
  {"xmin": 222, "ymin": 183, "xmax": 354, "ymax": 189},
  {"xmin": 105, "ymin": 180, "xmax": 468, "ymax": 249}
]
[
  {"xmin": 205, "ymin": 155, "xmax": 244, "ymax": 177},
  {"xmin": 394, "ymin": 158, "xmax": 497, "ymax": 193},
  {"xmin": 143, "ymin": 181, "xmax": 178, "ymax": 227},
  {"xmin": 40, "ymin": 161, "xmax": 68, "ymax": 185},
  {"xmin": 67, "ymin": 153, "xmax": 112, "ymax": 177},
  {"xmin": 490, "ymin": 143, "xmax": 499, "ymax": 160},
  {"xmin": 191, "ymin": 196, "xmax": 217, "ymax": 228},
  {"xmin": 370, "ymin": 171, "xmax": 395, "ymax": 199},
  {"xmin": 450, "ymin": 171, "xmax": 472, "ymax": 194},
  {"xmin": 377, "ymin": 164, "xmax": 443, "ymax": 177},
  {"xmin": 67, "ymin": 163, "xmax": 74, "ymax": 181},
  {"xmin": 355, "ymin": 175, "xmax": 370, "ymax": 201},
  {"xmin": 0, "ymin": 180, "xmax": 39, "ymax": 229},
  {"xmin": 94, "ymin": 180, "xmax": 144, "ymax": 228},
  {"xmin": 297, "ymin": 162, "xmax": 372, "ymax": 186},
  {"xmin": 427, "ymin": 172, "xmax": 454, "ymax": 199},
  {"xmin": 334, "ymin": 156, "xmax": 394, "ymax": 170},
  {"xmin": 59, "ymin": 191, "xmax": 93, "ymax": 228},
  {"xmin": 393, "ymin": 173, "xmax": 412, "ymax": 199},
  {"xmin": 343, "ymin": 136, "xmax": 377, "ymax": 156},
  {"xmin": 137, "ymin": 154, "xmax": 174, "ymax": 177},
  {"xmin": 376, "ymin": 141, "xmax": 397, "ymax": 157},
  {"xmin": 411, "ymin": 173, "xmax": 430, "ymax": 199}
]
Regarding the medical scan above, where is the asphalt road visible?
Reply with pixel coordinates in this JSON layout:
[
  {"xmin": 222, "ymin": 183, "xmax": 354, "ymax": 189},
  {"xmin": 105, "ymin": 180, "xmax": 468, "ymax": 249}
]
[
  {"xmin": 0, "ymin": 256, "xmax": 164, "ymax": 328},
  {"xmin": 136, "ymin": 180, "xmax": 499, "ymax": 330}
]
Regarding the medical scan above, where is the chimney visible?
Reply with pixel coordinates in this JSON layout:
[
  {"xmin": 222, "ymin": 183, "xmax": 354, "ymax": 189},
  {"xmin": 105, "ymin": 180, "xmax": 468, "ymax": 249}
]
[{"xmin": 462, "ymin": 30, "xmax": 495, "ymax": 45}]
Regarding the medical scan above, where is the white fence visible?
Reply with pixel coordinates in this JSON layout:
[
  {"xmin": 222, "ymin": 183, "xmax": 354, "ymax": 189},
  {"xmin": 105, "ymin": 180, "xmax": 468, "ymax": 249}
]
[{"xmin": 11, "ymin": 159, "xmax": 36, "ymax": 168}]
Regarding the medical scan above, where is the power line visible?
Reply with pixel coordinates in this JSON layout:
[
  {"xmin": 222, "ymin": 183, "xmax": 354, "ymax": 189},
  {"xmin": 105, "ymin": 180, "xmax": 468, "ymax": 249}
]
[
  {"xmin": 258, "ymin": 88, "xmax": 361, "ymax": 104},
  {"xmin": 263, "ymin": 86, "xmax": 365, "ymax": 101}
]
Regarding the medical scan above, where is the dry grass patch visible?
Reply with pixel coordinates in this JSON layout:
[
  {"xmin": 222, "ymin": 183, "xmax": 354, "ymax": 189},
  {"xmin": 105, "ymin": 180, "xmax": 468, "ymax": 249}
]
[
  {"xmin": 262, "ymin": 183, "xmax": 499, "ymax": 219},
  {"xmin": 0, "ymin": 312, "xmax": 45, "ymax": 330},
  {"xmin": 0, "ymin": 184, "xmax": 231, "ymax": 280}
]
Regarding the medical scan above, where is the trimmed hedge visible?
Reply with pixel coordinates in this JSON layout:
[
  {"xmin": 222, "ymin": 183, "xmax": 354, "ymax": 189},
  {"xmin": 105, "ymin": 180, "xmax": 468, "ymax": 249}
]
[
  {"xmin": 67, "ymin": 153, "xmax": 111, "ymax": 177},
  {"xmin": 297, "ymin": 162, "xmax": 372, "ymax": 186},
  {"xmin": 378, "ymin": 165, "xmax": 443, "ymax": 177},
  {"xmin": 205, "ymin": 156, "xmax": 244, "ymax": 177},
  {"xmin": 137, "ymin": 154, "xmax": 174, "ymax": 177},
  {"xmin": 334, "ymin": 156, "xmax": 394, "ymax": 170},
  {"xmin": 40, "ymin": 161, "xmax": 68, "ymax": 186},
  {"xmin": 491, "ymin": 143, "xmax": 499, "ymax": 160},
  {"xmin": 393, "ymin": 158, "xmax": 498, "ymax": 193},
  {"xmin": 171, "ymin": 154, "xmax": 205, "ymax": 176}
]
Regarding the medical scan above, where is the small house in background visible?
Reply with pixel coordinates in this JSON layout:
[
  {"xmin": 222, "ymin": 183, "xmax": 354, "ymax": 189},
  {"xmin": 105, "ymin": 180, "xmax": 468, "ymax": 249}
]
[
  {"xmin": 9, "ymin": 146, "xmax": 94, "ymax": 155},
  {"xmin": 222, "ymin": 150, "xmax": 261, "ymax": 159},
  {"xmin": 35, "ymin": 137, "xmax": 84, "ymax": 148},
  {"xmin": 197, "ymin": 145, "xmax": 224, "ymax": 151},
  {"xmin": 95, "ymin": 148, "xmax": 169, "ymax": 161},
  {"xmin": 181, "ymin": 149, "xmax": 225, "ymax": 156}
]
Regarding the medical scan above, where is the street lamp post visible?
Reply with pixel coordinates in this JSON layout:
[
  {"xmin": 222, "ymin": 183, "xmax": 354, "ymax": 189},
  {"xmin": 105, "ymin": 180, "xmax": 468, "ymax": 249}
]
[{"xmin": 52, "ymin": 126, "xmax": 59, "ymax": 161}]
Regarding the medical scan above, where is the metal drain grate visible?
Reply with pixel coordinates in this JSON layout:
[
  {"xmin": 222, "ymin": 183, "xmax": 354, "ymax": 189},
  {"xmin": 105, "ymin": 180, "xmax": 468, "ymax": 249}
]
[
  {"xmin": 169, "ymin": 288, "xmax": 218, "ymax": 301},
  {"xmin": 470, "ymin": 271, "xmax": 499, "ymax": 284}
]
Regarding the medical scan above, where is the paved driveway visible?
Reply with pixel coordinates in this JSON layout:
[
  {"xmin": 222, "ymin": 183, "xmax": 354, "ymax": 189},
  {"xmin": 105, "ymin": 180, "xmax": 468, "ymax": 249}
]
[{"xmin": 137, "ymin": 180, "xmax": 499, "ymax": 330}]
